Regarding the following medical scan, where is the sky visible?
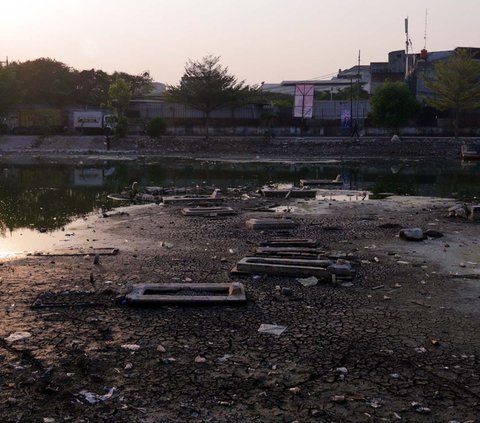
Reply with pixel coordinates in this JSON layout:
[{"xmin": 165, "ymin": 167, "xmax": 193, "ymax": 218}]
[{"xmin": 1, "ymin": 0, "xmax": 479, "ymax": 85}]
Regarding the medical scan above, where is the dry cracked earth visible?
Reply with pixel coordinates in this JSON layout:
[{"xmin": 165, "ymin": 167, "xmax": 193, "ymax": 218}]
[{"xmin": 0, "ymin": 194, "xmax": 479, "ymax": 422}]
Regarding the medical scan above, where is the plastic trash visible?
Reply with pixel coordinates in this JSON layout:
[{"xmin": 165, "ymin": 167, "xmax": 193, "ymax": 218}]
[
  {"xmin": 5, "ymin": 332, "xmax": 31, "ymax": 342},
  {"xmin": 121, "ymin": 344, "xmax": 140, "ymax": 351},
  {"xmin": 79, "ymin": 387, "xmax": 116, "ymax": 405},
  {"xmin": 258, "ymin": 324, "xmax": 287, "ymax": 336},
  {"xmin": 297, "ymin": 276, "xmax": 318, "ymax": 287}
]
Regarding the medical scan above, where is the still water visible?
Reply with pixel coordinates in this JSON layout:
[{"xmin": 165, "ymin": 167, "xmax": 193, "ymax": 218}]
[{"xmin": 0, "ymin": 157, "xmax": 478, "ymax": 255}]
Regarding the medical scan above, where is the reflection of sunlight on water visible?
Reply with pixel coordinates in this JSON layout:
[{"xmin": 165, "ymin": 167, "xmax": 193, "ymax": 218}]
[
  {"xmin": 272, "ymin": 190, "xmax": 371, "ymax": 215},
  {"xmin": 0, "ymin": 228, "xmax": 78, "ymax": 258}
]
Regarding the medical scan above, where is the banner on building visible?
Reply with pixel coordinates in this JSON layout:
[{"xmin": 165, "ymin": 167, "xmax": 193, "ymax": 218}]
[
  {"xmin": 340, "ymin": 109, "xmax": 351, "ymax": 129},
  {"xmin": 293, "ymin": 84, "xmax": 314, "ymax": 118}
]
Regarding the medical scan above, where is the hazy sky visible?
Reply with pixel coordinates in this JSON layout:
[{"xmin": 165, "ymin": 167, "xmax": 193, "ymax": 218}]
[{"xmin": 1, "ymin": 0, "xmax": 479, "ymax": 85}]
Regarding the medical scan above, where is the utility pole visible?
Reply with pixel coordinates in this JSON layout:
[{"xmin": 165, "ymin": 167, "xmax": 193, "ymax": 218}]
[
  {"xmin": 350, "ymin": 77, "xmax": 353, "ymax": 132},
  {"xmin": 356, "ymin": 50, "xmax": 361, "ymax": 122}
]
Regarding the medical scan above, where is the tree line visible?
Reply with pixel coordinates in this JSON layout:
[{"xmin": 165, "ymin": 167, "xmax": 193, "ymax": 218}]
[
  {"xmin": 0, "ymin": 57, "xmax": 152, "ymax": 115},
  {"xmin": 1, "ymin": 51, "xmax": 479, "ymax": 138}
]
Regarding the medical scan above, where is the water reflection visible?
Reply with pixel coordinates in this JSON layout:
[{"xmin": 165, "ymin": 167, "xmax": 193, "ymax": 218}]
[{"xmin": 0, "ymin": 157, "xmax": 478, "ymax": 236}]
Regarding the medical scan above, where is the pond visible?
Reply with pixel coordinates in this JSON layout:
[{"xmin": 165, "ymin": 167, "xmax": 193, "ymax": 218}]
[{"xmin": 0, "ymin": 156, "xmax": 478, "ymax": 256}]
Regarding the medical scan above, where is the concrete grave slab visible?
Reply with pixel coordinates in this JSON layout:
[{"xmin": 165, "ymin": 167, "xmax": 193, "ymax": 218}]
[
  {"xmin": 245, "ymin": 218, "xmax": 297, "ymax": 230},
  {"xmin": 126, "ymin": 282, "xmax": 246, "ymax": 306},
  {"xmin": 181, "ymin": 206, "xmax": 237, "ymax": 217},
  {"xmin": 236, "ymin": 256, "xmax": 333, "ymax": 279}
]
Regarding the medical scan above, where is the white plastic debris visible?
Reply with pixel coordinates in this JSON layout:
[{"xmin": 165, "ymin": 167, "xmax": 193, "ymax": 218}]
[
  {"xmin": 121, "ymin": 344, "xmax": 140, "ymax": 351},
  {"xmin": 258, "ymin": 324, "xmax": 287, "ymax": 336},
  {"xmin": 5, "ymin": 332, "xmax": 32, "ymax": 342},
  {"xmin": 297, "ymin": 276, "xmax": 318, "ymax": 287},
  {"xmin": 79, "ymin": 387, "xmax": 116, "ymax": 405}
]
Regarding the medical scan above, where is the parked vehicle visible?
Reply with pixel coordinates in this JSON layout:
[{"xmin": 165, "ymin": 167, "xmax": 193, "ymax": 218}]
[
  {"xmin": 8, "ymin": 109, "xmax": 63, "ymax": 134},
  {"xmin": 73, "ymin": 111, "xmax": 117, "ymax": 133}
]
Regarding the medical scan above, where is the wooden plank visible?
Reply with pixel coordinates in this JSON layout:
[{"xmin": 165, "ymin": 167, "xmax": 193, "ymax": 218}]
[
  {"xmin": 245, "ymin": 219, "xmax": 296, "ymax": 230},
  {"xmin": 32, "ymin": 248, "xmax": 119, "ymax": 257},
  {"xmin": 126, "ymin": 282, "xmax": 246, "ymax": 305},
  {"xmin": 181, "ymin": 206, "xmax": 237, "ymax": 216}
]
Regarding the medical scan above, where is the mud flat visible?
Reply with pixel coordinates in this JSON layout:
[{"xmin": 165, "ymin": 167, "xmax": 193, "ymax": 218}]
[{"xmin": 0, "ymin": 189, "xmax": 479, "ymax": 422}]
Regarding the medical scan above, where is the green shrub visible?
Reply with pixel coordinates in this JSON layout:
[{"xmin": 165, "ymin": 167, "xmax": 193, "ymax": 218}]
[
  {"xmin": 114, "ymin": 116, "xmax": 129, "ymax": 139},
  {"xmin": 146, "ymin": 117, "xmax": 167, "ymax": 138}
]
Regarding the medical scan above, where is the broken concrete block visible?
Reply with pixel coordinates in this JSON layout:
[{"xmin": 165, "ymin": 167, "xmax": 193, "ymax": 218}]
[
  {"xmin": 448, "ymin": 204, "xmax": 468, "ymax": 218},
  {"xmin": 468, "ymin": 205, "xmax": 480, "ymax": 221},
  {"xmin": 399, "ymin": 228, "xmax": 424, "ymax": 241}
]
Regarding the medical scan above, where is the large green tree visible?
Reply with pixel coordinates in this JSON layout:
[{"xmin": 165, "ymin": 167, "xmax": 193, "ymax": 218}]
[
  {"xmin": 166, "ymin": 55, "xmax": 253, "ymax": 137},
  {"xmin": 370, "ymin": 81, "xmax": 420, "ymax": 134},
  {"xmin": 12, "ymin": 58, "xmax": 75, "ymax": 107},
  {"xmin": 107, "ymin": 77, "xmax": 133, "ymax": 118},
  {"xmin": 424, "ymin": 49, "xmax": 480, "ymax": 138}
]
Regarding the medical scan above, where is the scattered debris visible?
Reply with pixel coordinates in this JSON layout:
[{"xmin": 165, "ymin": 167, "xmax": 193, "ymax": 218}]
[
  {"xmin": 258, "ymin": 324, "xmax": 287, "ymax": 336},
  {"xmin": 194, "ymin": 356, "xmax": 207, "ymax": 363},
  {"xmin": 5, "ymin": 332, "xmax": 32, "ymax": 342},
  {"xmin": 78, "ymin": 387, "xmax": 116, "ymax": 405}
]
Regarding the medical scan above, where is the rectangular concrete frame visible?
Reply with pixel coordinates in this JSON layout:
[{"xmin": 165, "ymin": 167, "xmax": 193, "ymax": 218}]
[
  {"xmin": 236, "ymin": 256, "xmax": 332, "ymax": 278},
  {"xmin": 181, "ymin": 206, "xmax": 237, "ymax": 216},
  {"xmin": 256, "ymin": 246, "xmax": 322, "ymax": 254},
  {"xmin": 260, "ymin": 238, "xmax": 317, "ymax": 248},
  {"xmin": 126, "ymin": 282, "xmax": 246, "ymax": 305},
  {"xmin": 163, "ymin": 195, "xmax": 223, "ymax": 205},
  {"xmin": 245, "ymin": 219, "xmax": 297, "ymax": 230},
  {"xmin": 260, "ymin": 189, "xmax": 317, "ymax": 198},
  {"xmin": 33, "ymin": 248, "xmax": 119, "ymax": 257}
]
